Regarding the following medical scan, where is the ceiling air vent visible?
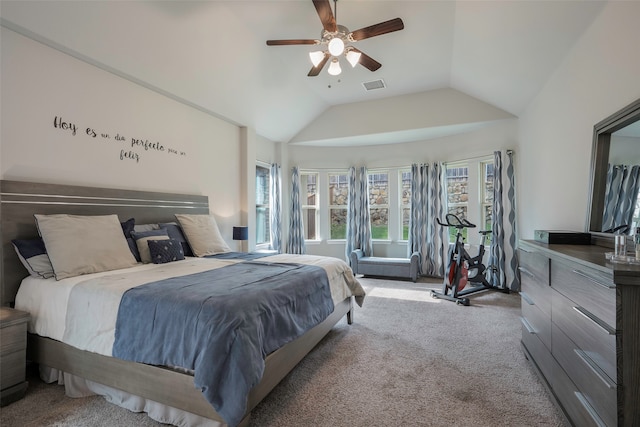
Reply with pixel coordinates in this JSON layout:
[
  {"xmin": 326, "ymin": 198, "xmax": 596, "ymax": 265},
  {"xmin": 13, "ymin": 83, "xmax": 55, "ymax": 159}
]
[{"xmin": 362, "ymin": 79, "xmax": 386, "ymax": 91}]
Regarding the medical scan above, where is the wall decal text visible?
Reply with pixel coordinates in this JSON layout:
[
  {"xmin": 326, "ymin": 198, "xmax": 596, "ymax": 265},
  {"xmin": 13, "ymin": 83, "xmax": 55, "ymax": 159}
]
[{"xmin": 54, "ymin": 115, "xmax": 187, "ymax": 163}]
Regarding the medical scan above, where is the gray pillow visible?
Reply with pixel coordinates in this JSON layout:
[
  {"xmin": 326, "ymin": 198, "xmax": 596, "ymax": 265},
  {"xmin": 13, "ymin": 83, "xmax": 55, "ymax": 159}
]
[
  {"xmin": 131, "ymin": 229, "xmax": 170, "ymax": 263},
  {"xmin": 34, "ymin": 214, "xmax": 138, "ymax": 280},
  {"xmin": 175, "ymin": 214, "xmax": 231, "ymax": 257}
]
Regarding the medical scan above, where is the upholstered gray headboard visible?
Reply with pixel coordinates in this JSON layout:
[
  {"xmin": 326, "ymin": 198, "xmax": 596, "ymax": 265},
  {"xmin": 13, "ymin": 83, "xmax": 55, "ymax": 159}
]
[{"xmin": 0, "ymin": 180, "xmax": 209, "ymax": 306}]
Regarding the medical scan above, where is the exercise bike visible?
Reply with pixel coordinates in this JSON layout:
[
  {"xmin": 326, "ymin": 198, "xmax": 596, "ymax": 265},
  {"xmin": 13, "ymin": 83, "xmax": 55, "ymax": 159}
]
[{"xmin": 430, "ymin": 213, "xmax": 504, "ymax": 306}]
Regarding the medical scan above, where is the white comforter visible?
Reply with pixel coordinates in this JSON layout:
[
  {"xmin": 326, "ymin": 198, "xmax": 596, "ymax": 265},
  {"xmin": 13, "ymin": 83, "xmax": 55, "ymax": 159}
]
[{"xmin": 15, "ymin": 254, "xmax": 365, "ymax": 357}]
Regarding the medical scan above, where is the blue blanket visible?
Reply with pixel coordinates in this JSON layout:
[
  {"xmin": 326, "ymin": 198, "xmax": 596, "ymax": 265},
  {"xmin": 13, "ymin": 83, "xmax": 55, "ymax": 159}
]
[{"xmin": 113, "ymin": 261, "xmax": 334, "ymax": 427}]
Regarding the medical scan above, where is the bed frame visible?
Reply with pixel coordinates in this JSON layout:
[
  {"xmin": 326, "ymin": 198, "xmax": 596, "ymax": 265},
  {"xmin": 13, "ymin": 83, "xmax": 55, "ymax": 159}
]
[{"xmin": 0, "ymin": 180, "xmax": 353, "ymax": 426}]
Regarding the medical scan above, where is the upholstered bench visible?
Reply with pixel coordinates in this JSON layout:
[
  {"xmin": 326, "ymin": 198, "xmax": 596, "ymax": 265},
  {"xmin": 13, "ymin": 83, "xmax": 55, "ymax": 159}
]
[{"xmin": 350, "ymin": 249, "xmax": 420, "ymax": 282}]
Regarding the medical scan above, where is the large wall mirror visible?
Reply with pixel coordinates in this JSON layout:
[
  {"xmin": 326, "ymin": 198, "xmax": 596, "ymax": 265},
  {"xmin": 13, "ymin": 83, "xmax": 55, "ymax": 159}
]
[{"xmin": 587, "ymin": 98, "xmax": 640, "ymax": 238}]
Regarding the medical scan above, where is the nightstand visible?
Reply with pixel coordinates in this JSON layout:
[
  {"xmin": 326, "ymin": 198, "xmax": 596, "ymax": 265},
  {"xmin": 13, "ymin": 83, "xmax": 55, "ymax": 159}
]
[{"xmin": 0, "ymin": 307, "xmax": 30, "ymax": 406}]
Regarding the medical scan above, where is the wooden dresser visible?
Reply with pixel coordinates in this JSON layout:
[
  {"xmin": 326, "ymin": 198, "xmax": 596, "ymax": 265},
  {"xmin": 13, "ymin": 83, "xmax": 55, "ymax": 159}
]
[
  {"xmin": 0, "ymin": 307, "xmax": 30, "ymax": 406},
  {"xmin": 519, "ymin": 240, "xmax": 640, "ymax": 427}
]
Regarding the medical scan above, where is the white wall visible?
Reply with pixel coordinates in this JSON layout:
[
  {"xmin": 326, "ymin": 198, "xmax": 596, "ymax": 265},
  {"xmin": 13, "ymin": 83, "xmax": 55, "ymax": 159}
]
[
  {"xmin": 0, "ymin": 28, "xmax": 244, "ymax": 248},
  {"xmin": 518, "ymin": 1, "xmax": 640, "ymax": 239}
]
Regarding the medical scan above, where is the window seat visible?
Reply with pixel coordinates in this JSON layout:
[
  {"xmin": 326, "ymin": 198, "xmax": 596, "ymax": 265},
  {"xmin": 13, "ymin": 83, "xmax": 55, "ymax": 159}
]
[{"xmin": 350, "ymin": 249, "xmax": 419, "ymax": 282}]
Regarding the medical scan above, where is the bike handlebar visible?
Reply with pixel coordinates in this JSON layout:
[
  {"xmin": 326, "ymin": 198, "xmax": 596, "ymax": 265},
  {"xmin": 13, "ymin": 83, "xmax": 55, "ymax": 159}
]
[{"xmin": 436, "ymin": 213, "xmax": 477, "ymax": 229}]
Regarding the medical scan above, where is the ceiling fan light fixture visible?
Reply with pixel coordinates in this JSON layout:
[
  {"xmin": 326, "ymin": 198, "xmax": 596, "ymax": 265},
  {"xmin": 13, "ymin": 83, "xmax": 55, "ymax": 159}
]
[
  {"xmin": 346, "ymin": 49, "xmax": 361, "ymax": 67},
  {"xmin": 309, "ymin": 50, "xmax": 326, "ymax": 67},
  {"xmin": 328, "ymin": 37, "xmax": 345, "ymax": 56},
  {"xmin": 328, "ymin": 58, "xmax": 342, "ymax": 76}
]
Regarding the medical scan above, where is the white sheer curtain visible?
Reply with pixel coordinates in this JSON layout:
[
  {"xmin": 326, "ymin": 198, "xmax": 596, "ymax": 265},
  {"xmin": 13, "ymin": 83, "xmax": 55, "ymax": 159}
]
[
  {"xmin": 286, "ymin": 166, "xmax": 305, "ymax": 254},
  {"xmin": 269, "ymin": 163, "xmax": 282, "ymax": 253},
  {"xmin": 489, "ymin": 150, "xmax": 520, "ymax": 291},
  {"xmin": 408, "ymin": 163, "xmax": 446, "ymax": 276}
]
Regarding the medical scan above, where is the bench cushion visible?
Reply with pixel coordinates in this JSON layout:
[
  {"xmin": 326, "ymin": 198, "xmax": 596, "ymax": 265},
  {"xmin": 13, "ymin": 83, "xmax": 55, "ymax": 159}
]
[{"xmin": 350, "ymin": 250, "xmax": 419, "ymax": 282}]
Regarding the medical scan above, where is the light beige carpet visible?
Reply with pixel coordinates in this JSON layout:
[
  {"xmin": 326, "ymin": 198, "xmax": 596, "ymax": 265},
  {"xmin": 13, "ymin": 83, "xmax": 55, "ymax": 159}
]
[{"xmin": 0, "ymin": 277, "xmax": 566, "ymax": 426}]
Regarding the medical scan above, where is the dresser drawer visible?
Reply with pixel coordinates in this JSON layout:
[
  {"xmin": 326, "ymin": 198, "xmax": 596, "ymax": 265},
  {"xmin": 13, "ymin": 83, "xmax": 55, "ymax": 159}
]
[
  {"xmin": 521, "ymin": 320, "xmax": 554, "ymax": 381},
  {"xmin": 552, "ymin": 323, "xmax": 616, "ymax": 427},
  {"xmin": 551, "ymin": 358, "xmax": 611, "ymax": 427},
  {"xmin": 551, "ymin": 289, "xmax": 616, "ymax": 381},
  {"xmin": 551, "ymin": 259, "xmax": 615, "ymax": 328},
  {"xmin": 0, "ymin": 322, "xmax": 27, "ymax": 355},
  {"xmin": 518, "ymin": 248, "xmax": 550, "ymax": 316},
  {"xmin": 521, "ymin": 295, "xmax": 551, "ymax": 350}
]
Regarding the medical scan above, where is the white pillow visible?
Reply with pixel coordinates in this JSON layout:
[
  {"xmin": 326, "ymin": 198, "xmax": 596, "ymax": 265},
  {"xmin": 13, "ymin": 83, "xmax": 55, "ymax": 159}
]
[
  {"xmin": 175, "ymin": 214, "xmax": 231, "ymax": 257},
  {"xmin": 34, "ymin": 214, "xmax": 138, "ymax": 280}
]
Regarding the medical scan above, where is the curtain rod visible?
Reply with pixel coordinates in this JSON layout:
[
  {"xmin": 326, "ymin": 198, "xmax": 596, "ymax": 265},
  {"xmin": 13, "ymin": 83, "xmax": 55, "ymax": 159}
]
[{"xmin": 285, "ymin": 150, "xmax": 513, "ymax": 171}]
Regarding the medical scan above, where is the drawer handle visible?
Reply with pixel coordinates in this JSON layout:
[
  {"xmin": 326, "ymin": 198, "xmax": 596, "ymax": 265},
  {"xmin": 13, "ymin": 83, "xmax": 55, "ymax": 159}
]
[
  {"xmin": 574, "ymin": 349, "xmax": 615, "ymax": 389},
  {"xmin": 572, "ymin": 306, "xmax": 616, "ymax": 336},
  {"xmin": 574, "ymin": 392, "xmax": 607, "ymax": 427},
  {"xmin": 518, "ymin": 267, "xmax": 534, "ymax": 278},
  {"xmin": 520, "ymin": 316, "xmax": 536, "ymax": 334},
  {"xmin": 520, "ymin": 292, "xmax": 534, "ymax": 306},
  {"xmin": 571, "ymin": 269, "xmax": 615, "ymax": 290}
]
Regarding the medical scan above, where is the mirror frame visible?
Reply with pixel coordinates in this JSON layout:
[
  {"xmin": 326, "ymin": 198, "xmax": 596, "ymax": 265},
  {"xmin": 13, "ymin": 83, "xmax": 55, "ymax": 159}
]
[{"xmin": 587, "ymin": 97, "xmax": 640, "ymax": 243}]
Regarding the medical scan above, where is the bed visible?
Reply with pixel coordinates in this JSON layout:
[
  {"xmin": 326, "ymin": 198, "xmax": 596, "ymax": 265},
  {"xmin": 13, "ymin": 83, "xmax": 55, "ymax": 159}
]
[{"xmin": 0, "ymin": 180, "xmax": 365, "ymax": 427}]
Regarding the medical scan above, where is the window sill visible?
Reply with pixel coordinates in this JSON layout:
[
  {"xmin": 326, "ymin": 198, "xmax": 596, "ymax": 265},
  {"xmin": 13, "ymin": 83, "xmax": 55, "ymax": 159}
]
[
  {"xmin": 327, "ymin": 239, "xmax": 346, "ymax": 244},
  {"xmin": 372, "ymin": 239, "xmax": 392, "ymax": 245}
]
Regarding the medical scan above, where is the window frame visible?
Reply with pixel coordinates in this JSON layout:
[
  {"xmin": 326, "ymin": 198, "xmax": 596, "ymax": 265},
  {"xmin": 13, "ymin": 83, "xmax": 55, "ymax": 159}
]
[
  {"xmin": 445, "ymin": 156, "xmax": 494, "ymax": 245},
  {"xmin": 399, "ymin": 169, "xmax": 411, "ymax": 241},
  {"xmin": 300, "ymin": 170, "xmax": 320, "ymax": 242},
  {"xmin": 255, "ymin": 163, "xmax": 271, "ymax": 249},
  {"xmin": 328, "ymin": 171, "xmax": 349, "ymax": 241},
  {"xmin": 368, "ymin": 170, "xmax": 390, "ymax": 241}
]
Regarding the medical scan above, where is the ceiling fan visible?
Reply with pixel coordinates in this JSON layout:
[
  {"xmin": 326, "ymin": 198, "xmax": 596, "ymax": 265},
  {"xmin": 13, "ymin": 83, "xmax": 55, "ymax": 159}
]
[{"xmin": 266, "ymin": 0, "xmax": 404, "ymax": 77}]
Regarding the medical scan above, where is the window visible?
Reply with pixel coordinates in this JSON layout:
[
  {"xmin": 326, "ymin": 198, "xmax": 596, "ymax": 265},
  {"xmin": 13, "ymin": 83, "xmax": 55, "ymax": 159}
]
[
  {"xmin": 255, "ymin": 165, "xmax": 270, "ymax": 245},
  {"xmin": 446, "ymin": 164, "xmax": 469, "ymax": 241},
  {"xmin": 400, "ymin": 170, "xmax": 411, "ymax": 240},
  {"xmin": 368, "ymin": 171, "xmax": 389, "ymax": 240},
  {"xmin": 481, "ymin": 161, "xmax": 494, "ymax": 244},
  {"xmin": 301, "ymin": 172, "xmax": 319, "ymax": 240},
  {"xmin": 328, "ymin": 173, "xmax": 348, "ymax": 239},
  {"xmin": 445, "ymin": 158, "xmax": 494, "ymax": 244}
]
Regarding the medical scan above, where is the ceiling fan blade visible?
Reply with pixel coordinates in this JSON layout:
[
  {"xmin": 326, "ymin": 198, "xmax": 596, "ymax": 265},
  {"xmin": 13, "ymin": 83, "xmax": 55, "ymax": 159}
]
[
  {"xmin": 350, "ymin": 48, "xmax": 382, "ymax": 72},
  {"xmin": 308, "ymin": 52, "xmax": 330, "ymax": 77},
  {"xmin": 266, "ymin": 39, "xmax": 318, "ymax": 46},
  {"xmin": 313, "ymin": 0, "xmax": 337, "ymax": 33},
  {"xmin": 350, "ymin": 18, "xmax": 404, "ymax": 41}
]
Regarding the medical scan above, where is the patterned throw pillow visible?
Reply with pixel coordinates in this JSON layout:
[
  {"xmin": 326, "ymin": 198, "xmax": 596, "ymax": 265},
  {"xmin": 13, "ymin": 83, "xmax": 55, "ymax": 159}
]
[
  {"xmin": 12, "ymin": 238, "xmax": 55, "ymax": 279},
  {"xmin": 131, "ymin": 229, "xmax": 170, "ymax": 263},
  {"xmin": 148, "ymin": 239, "xmax": 185, "ymax": 264}
]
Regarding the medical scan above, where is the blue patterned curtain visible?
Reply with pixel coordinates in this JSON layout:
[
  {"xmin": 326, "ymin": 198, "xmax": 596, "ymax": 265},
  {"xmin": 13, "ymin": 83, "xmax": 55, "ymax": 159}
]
[
  {"xmin": 358, "ymin": 167, "xmax": 373, "ymax": 257},
  {"xmin": 427, "ymin": 163, "xmax": 447, "ymax": 277},
  {"xmin": 345, "ymin": 166, "xmax": 373, "ymax": 262},
  {"xmin": 408, "ymin": 163, "xmax": 446, "ymax": 276},
  {"xmin": 489, "ymin": 150, "xmax": 520, "ymax": 291},
  {"xmin": 269, "ymin": 163, "xmax": 282, "ymax": 253},
  {"xmin": 287, "ymin": 166, "xmax": 306, "ymax": 254},
  {"xmin": 408, "ymin": 164, "xmax": 428, "ymax": 273},
  {"xmin": 345, "ymin": 167, "xmax": 358, "ymax": 261},
  {"xmin": 602, "ymin": 164, "xmax": 640, "ymax": 233}
]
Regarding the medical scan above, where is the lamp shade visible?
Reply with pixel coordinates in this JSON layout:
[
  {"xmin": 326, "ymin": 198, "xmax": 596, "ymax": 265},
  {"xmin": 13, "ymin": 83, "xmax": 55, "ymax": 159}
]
[
  {"xmin": 309, "ymin": 50, "xmax": 325, "ymax": 67},
  {"xmin": 233, "ymin": 226, "xmax": 248, "ymax": 241},
  {"xmin": 346, "ymin": 49, "xmax": 361, "ymax": 67},
  {"xmin": 328, "ymin": 58, "xmax": 342, "ymax": 76}
]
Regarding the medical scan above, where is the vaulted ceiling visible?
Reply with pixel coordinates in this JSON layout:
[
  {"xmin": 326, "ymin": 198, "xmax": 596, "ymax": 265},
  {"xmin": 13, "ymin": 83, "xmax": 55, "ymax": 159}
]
[{"xmin": 0, "ymin": 1, "xmax": 606, "ymax": 145}]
